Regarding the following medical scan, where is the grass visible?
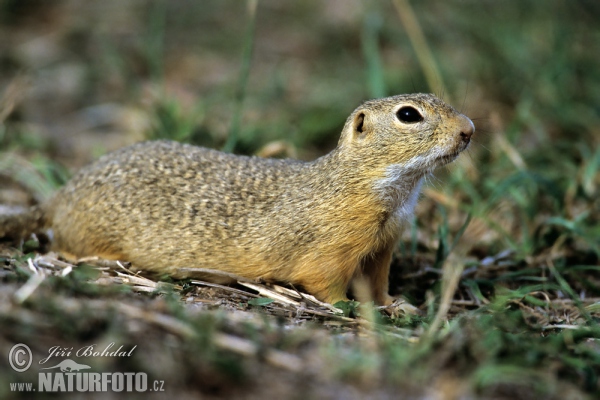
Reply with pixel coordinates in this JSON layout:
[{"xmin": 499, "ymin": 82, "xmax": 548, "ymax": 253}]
[{"xmin": 0, "ymin": 1, "xmax": 599, "ymax": 398}]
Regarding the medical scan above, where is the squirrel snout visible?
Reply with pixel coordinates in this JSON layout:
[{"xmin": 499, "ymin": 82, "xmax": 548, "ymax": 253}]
[{"xmin": 458, "ymin": 116, "xmax": 475, "ymax": 144}]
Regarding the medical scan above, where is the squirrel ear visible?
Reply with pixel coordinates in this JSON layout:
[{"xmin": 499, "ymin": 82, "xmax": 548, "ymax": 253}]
[
  {"xmin": 355, "ymin": 113, "xmax": 365, "ymax": 133},
  {"xmin": 353, "ymin": 112, "xmax": 368, "ymax": 140},
  {"xmin": 338, "ymin": 109, "xmax": 370, "ymax": 146}
]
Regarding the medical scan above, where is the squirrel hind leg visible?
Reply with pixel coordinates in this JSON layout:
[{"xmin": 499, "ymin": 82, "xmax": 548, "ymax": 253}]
[
  {"xmin": 307, "ymin": 284, "xmax": 349, "ymax": 306},
  {"xmin": 294, "ymin": 259, "xmax": 358, "ymax": 305}
]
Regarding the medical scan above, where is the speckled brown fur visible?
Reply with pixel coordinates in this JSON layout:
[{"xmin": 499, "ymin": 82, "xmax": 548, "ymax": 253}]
[{"xmin": 0, "ymin": 93, "xmax": 474, "ymax": 305}]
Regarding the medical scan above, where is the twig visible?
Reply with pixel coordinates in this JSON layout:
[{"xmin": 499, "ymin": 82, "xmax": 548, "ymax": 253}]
[
  {"xmin": 14, "ymin": 272, "xmax": 45, "ymax": 304},
  {"xmin": 237, "ymin": 281, "xmax": 301, "ymax": 306},
  {"xmin": 214, "ymin": 333, "xmax": 303, "ymax": 372},
  {"xmin": 191, "ymin": 280, "xmax": 260, "ymax": 298},
  {"xmin": 270, "ymin": 284, "xmax": 343, "ymax": 313},
  {"xmin": 174, "ymin": 267, "xmax": 256, "ymax": 283}
]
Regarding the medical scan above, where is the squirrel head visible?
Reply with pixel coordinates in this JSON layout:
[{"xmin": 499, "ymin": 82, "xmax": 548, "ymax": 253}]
[{"xmin": 338, "ymin": 93, "xmax": 474, "ymax": 175}]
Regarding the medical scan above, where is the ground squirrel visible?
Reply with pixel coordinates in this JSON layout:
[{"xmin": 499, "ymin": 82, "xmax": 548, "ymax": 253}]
[{"xmin": 0, "ymin": 93, "xmax": 474, "ymax": 305}]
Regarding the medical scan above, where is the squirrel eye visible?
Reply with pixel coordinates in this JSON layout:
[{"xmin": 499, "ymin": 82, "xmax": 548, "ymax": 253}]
[{"xmin": 396, "ymin": 106, "xmax": 423, "ymax": 123}]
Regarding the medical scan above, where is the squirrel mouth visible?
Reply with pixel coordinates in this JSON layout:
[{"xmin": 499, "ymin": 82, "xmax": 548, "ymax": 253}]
[{"xmin": 436, "ymin": 152, "xmax": 460, "ymax": 165}]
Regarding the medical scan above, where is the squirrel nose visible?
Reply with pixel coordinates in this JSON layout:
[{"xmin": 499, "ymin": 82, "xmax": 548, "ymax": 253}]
[{"xmin": 459, "ymin": 116, "xmax": 475, "ymax": 143}]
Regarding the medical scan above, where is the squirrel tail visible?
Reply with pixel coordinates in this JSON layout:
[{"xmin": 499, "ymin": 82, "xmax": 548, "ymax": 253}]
[{"xmin": 0, "ymin": 206, "xmax": 48, "ymax": 240}]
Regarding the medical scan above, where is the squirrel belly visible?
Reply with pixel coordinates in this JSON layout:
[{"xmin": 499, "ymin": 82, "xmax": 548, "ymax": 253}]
[{"xmin": 0, "ymin": 93, "xmax": 474, "ymax": 305}]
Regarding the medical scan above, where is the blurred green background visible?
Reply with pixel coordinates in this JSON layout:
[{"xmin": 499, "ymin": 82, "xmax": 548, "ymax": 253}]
[
  {"xmin": 1, "ymin": 0, "xmax": 597, "ymax": 155},
  {"xmin": 1, "ymin": 2, "xmax": 599, "ymax": 398},
  {"xmin": 0, "ymin": 0, "xmax": 597, "ymax": 260}
]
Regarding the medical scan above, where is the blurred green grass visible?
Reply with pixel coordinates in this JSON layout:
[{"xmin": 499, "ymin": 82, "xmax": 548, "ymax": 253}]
[{"xmin": 0, "ymin": 0, "xmax": 599, "ymax": 398}]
